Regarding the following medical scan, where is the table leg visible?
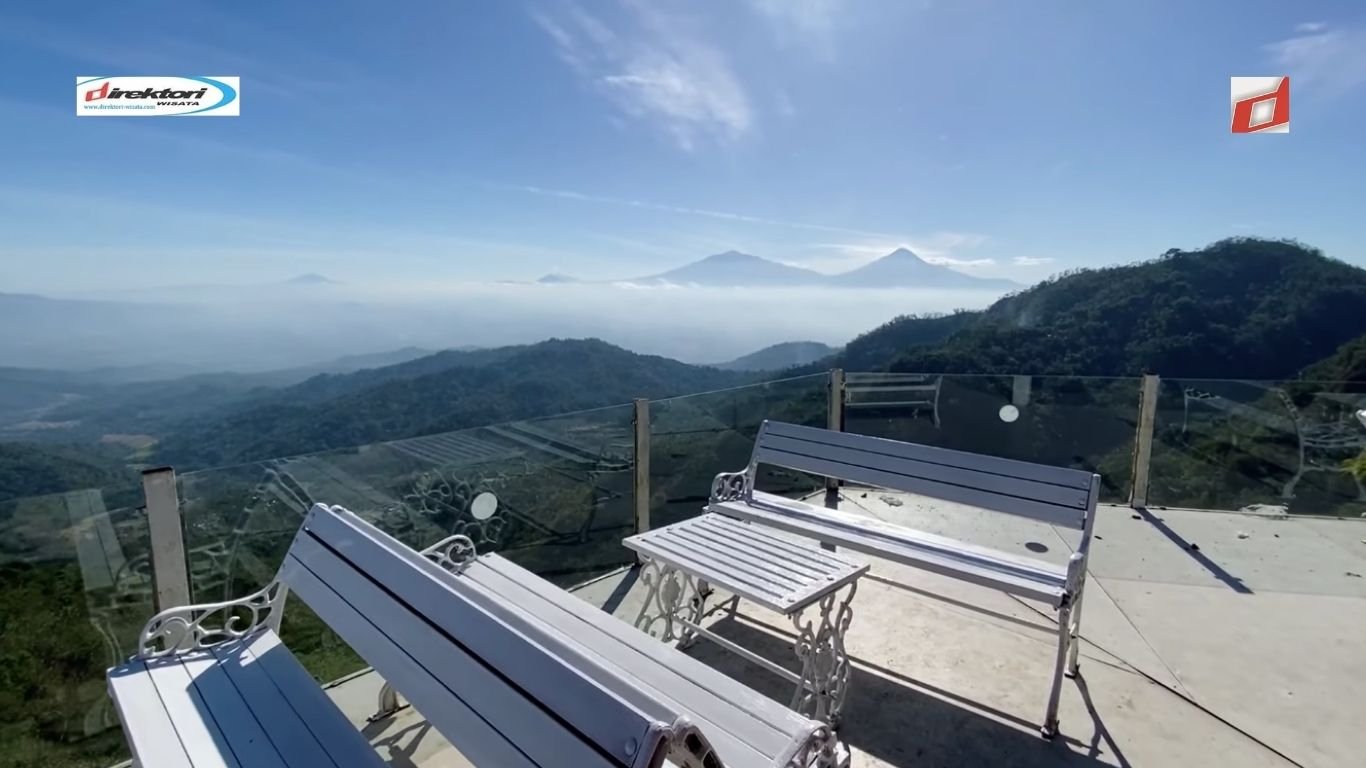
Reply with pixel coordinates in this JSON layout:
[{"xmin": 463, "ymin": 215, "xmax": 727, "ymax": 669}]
[
  {"xmin": 633, "ymin": 558, "xmax": 706, "ymax": 647},
  {"xmin": 790, "ymin": 582, "xmax": 857, "ymax": 728}
]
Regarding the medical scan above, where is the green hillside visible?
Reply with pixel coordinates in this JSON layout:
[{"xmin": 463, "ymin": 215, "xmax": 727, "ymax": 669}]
[
  {"xmin": 717, "ymin": 341, "xmax": 839, "ymax": 371},
  {"xmin": 887, "ymin": 239, "xmax": 1366, "ymax": 377},
  {"xmin": 155, "ymin": 338, "xmax": 745, "ymax": 467},
  {"xmin": 0, "ymin": 443, "xmax": 129, "ymax": 503}
]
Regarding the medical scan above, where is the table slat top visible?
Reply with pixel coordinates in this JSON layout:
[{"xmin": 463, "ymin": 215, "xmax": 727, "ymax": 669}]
[{"xmin": 623, "ymin": 514, "xmax": 869, "ymax": 614}]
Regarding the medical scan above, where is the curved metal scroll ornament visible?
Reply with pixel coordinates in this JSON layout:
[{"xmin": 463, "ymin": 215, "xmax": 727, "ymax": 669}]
[
  {"xmin": 710, "ymin": 471, "xmax": 749, "ymax": 504},
  {"xmin": 790, "ymin": 582, "xmax": 857, "ymax": 728},
  {"xmin": 405, "ymin": 470, "xmax": 507, "ymax": 551},
  {"xmin": 421, "ymin": 534, "xmax": 479, "ymax": 573},
  {"xmin": 136, "ymin": 580, "xmax": 287, "ymax": 659}
]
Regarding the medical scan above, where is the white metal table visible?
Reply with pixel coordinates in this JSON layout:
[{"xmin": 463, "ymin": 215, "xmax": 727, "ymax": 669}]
[{"xmin": 624, "ymin": 513, "xmax": 869, "ymax": 726}]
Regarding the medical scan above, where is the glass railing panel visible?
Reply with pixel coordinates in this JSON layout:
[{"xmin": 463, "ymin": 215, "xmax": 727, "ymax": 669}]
[
  {"xmin": 1150, "ymin": 379, "xmax": 1366, "ymax": 516},
  {"xmin": 175, "ymin": 403, "xmax": 638, "ymax": 683},
  {"xmin": 649, "ymin": 374, "xmax": 829, "ymax": 528},
  {"xmin": 0, "ymin": 482, "xmax": 146, "ymax": 768},
  {"xmin": 844, "ymin": 373, "xmax": 1142, "ymax": 503}
]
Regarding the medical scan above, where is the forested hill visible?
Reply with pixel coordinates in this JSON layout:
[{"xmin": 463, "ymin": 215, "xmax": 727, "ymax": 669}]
[
  {"xmin": 1297, "ymin": 333, "xmax": 1366, "ymax": 386},
  {"xmin": 155, "ymin": 339, "xmax": 745, "ymax": 467},
  {"xmin": 0, "ymin": 442, "xmax": 127, "ymax": 503},
  {"xmin": 874, "ymin": 239, "xmax": 1366, "ymax": 378}
]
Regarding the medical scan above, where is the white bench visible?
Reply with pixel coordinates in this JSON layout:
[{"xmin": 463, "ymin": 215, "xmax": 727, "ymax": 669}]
[
  {"xmin": 109, "ymin": 503, "xmax": 841, "ymax": 767},
  {"xmin": 707, "ymin": 421, "xmax": 1100, "ymax": 739}
]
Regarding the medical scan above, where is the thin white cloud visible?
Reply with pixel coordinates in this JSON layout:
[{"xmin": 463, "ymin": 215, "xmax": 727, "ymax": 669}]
[
  {"xmin": 922, "ymin": 255, "xmax": 995, "ymax": 269},
  {"xmin": 1013, "ymin": 256, "xmax": 1055, "ymax": 266},
  {"xmin": 1295, "ymin": 21, "xmax": 1327, "ymax": 34},
  {"xmin": 532, "ymin": 1, "xmax": 753, "ymax": 150},
  {"xmin": 1265, "ymin": 24, "xmax": 1366, "ymax": 97},
  {"xmin": 499, "ymin": 183, "xmax": 905, "ymax": 239},
  {"xmin": 746, "ymin": 0, "xmax": 844, "ymax": 59}
]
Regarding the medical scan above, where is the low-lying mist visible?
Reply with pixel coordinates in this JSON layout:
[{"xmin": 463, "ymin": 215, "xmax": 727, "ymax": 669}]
[{"xmin": 5, "ymin": 280, "xmax": 1010, "ymax": 373}]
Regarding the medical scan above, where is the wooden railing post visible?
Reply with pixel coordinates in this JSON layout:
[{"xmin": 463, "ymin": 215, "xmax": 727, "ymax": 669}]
[
  {"xmin": 632, "ymin": 398, "xmax": 651, "ymax": 545},
  {"xmin": 823, "ymin": 370, "xmax": 845, "ymax": 551},
  {"xmin": 142, "ymin": 466, "xmax": 191, "ymax": 611},
  {"xmin": 1129, "ymin": 374, "xmax": 1160, "ymax": 508}
]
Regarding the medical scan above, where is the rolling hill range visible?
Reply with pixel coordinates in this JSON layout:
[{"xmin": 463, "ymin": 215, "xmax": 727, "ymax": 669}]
[
  {"xmin": 789, "ymin": 239, "xmax": 1366, "ymax": 380},
  {"xmin": 152, "ymin": 339, "xmax": 748, "ymax": 467},
  {"xmin": 887, "ymin": 239, "xmax": 1366, "ymax": 377},
  {"xmin": 5, "ymin": 237, "xmax": 1365, "ymax": 483}
]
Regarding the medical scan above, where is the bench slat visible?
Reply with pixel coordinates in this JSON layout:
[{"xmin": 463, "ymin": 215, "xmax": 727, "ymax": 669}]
[
  {"xmin": 662, "ymin": 523, "xmax": 828, "ymax": 584},
  {"xmin": 754, "ymin": 438, "xmax": 1087, "ymax": 530},
  {"xmin": 211, "ymin": 633, "xmax": 385, "ymax": 768},
  {"xmin": 145, "ymin": 657, "xmax": 241, "ymax": 768},
  {"xmin": 643, "ymin": 531, "xmax": 805, "ymax": 606},
  {"xmin": 470, "ymin": 554, "xmax": 818, "ymax": 766},
  {"xmin": 749, "ymin": 492, "xmax": 1069, "ymax": 580},
  {"xmin": 687, "ymin": 514, "xmax": 850, "ymax": 578},
  {"xmin": 628, "ymin": 516, "xmax": 867, "ymax": 614},
  {"xmin": 279, "ymin": 551, "xmax": 550, "ymax": 768},
  {"xmin": 107, "ymin": 663, "xmax": 195, "ymax": 768},
  {"xmin": 759, "ymin": 432, "xmax": 1091, "ymax": 512},
  {"xmin": 763, "ymin": 421, "xmax": 1094, "ymax": 490},
  {"xmin": 284, "ymin": 537, "xmax": 624, "ymax": 768},
  {"xmin": 177, "ymin": 653, "xmax": 292, "ymax": 768},
  {"xmin": 715, "ymin": 498, "xmax": 1067, "ymax": 605},
  {"xmin": 299, "ymin": 508, "xmax": 658, "ymax": 766}
]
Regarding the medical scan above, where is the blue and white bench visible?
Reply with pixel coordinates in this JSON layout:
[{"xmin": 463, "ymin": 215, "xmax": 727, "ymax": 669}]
[
  {"xmin": 108, "ymin": 503, "xmax": 841, "ymax": 767},
  {"xmin": 707, "ymin": 421, "xmax": 1101, "ymax": 738}
]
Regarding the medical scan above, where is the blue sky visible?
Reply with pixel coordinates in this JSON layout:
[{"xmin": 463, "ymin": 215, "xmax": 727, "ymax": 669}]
[{"xmin": 1, "ymin": 0, "xmax": 1363, "ymax": 293}]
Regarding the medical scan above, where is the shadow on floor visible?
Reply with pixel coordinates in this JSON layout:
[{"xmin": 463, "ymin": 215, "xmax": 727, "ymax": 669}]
[
  {"xmin": 1133, "ymin": 506, "xmax": 1252, "ymax": 594},
  {"xmin": 687, "ymin": 616, "xmax": 1128, "ymax": 768},
  {"xmin": 363, "ymin": 717, "xmax": 434, "ymax": 768}
]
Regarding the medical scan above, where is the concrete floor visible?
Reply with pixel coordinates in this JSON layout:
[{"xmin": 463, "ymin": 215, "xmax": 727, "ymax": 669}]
[{"xmin": 324, "ymin": 497, "xmax": 1366, "ymax": 768}]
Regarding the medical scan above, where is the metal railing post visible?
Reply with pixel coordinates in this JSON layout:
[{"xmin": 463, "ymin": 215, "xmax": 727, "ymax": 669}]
[
  {"xmin": 823, "ymin": 369, "xmax": 845, "ymax": 551},
  {"xmin": 632, "ymin": 398, "xmax": 651, "ymax": 545},
  {"xmin": 142, "ymin": 466, "xmax": 191, "ymax": 612},
  {"xmin": 1129, "ymin": 374, "xmax": 1160, "ymax": 508}
]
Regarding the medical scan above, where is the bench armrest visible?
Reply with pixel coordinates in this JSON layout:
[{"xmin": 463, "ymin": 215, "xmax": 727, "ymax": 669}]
[
  {"xmin": 658, "ymin": 714, "xmax": 837, "ymax": 768},
  {"xmin": 709, "ymin": 470, "xmax": 751, "ymax": 504},
  {"xmin": 134, "ymin": 581, "xmax": 288, "ymax": 659},
  {"xmin": 419, "ymin": 534, "xmax": 479, "ymax": 573}
]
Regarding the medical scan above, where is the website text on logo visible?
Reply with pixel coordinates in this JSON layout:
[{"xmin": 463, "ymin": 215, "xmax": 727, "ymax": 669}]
[
  {"xmin": 76, "ymin": 76, "xmax": 240, "ymax": 117},
  {"xmin": 1230, "ymin": 76, "xmax": 1289, "ymax": 134}
]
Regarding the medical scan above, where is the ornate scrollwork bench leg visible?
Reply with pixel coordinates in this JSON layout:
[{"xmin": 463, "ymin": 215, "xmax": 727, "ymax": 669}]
[
  {"xmin": 790, "ymin": 582, "xmax": 856, "ymax": 728},
  {"xmin": 632, "ymin": 558, "xmax": 707, "ymax": 648},
  {"xmin": 373, "ymin": 535, "xmax": 478, "ymax": 721}
]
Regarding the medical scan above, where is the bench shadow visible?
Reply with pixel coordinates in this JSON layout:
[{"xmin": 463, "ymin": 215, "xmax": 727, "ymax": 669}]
[
  {"xmin": 1133, "ymin": 506, "xmax": 1252, "ymax": 594},
  {"xmin": 364, "ymin": 719, "xmax": 434, "ymax": 768},
  {"xmin": 685, "ymin": 617, "xmax": 1126, "ymax": 768},
  {"xmin": 860, "ymin": 572, "xmax": 1057, "ymax": 634}
]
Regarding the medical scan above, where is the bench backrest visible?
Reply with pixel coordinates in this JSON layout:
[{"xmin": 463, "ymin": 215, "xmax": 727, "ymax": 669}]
[
  {"xmin": 277, "ymin": 504, "xmax": 706, "ymax": 768},
  {"xmin": 747, "ymin": 421, "xmax": 1100, "ymax": 533}
]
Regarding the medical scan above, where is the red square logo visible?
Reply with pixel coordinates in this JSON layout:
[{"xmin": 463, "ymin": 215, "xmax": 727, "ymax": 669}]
[{"xmin": 1230, "ymin": 76, "xmax": 1290, "ymax": 134}]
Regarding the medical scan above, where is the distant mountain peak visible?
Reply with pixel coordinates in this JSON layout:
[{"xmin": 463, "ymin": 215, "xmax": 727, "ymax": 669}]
[
  {"xmin": 284, "ymin": 273, "xmax": 338, "ymax": 286},
  {"xmin": 833, "ymin": 248, "xmax": 1018, "ymax": 289},
  {"xmin": 704, "ymin": 250, "xmax": 759, "ymax": 263},
  {"xmin": 632, "ymin": 251, "xmax": 824, "ymax": 286},
  {"xmin": 536, "ymin": 273, "xmax": 579, "ymax": 284}
]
